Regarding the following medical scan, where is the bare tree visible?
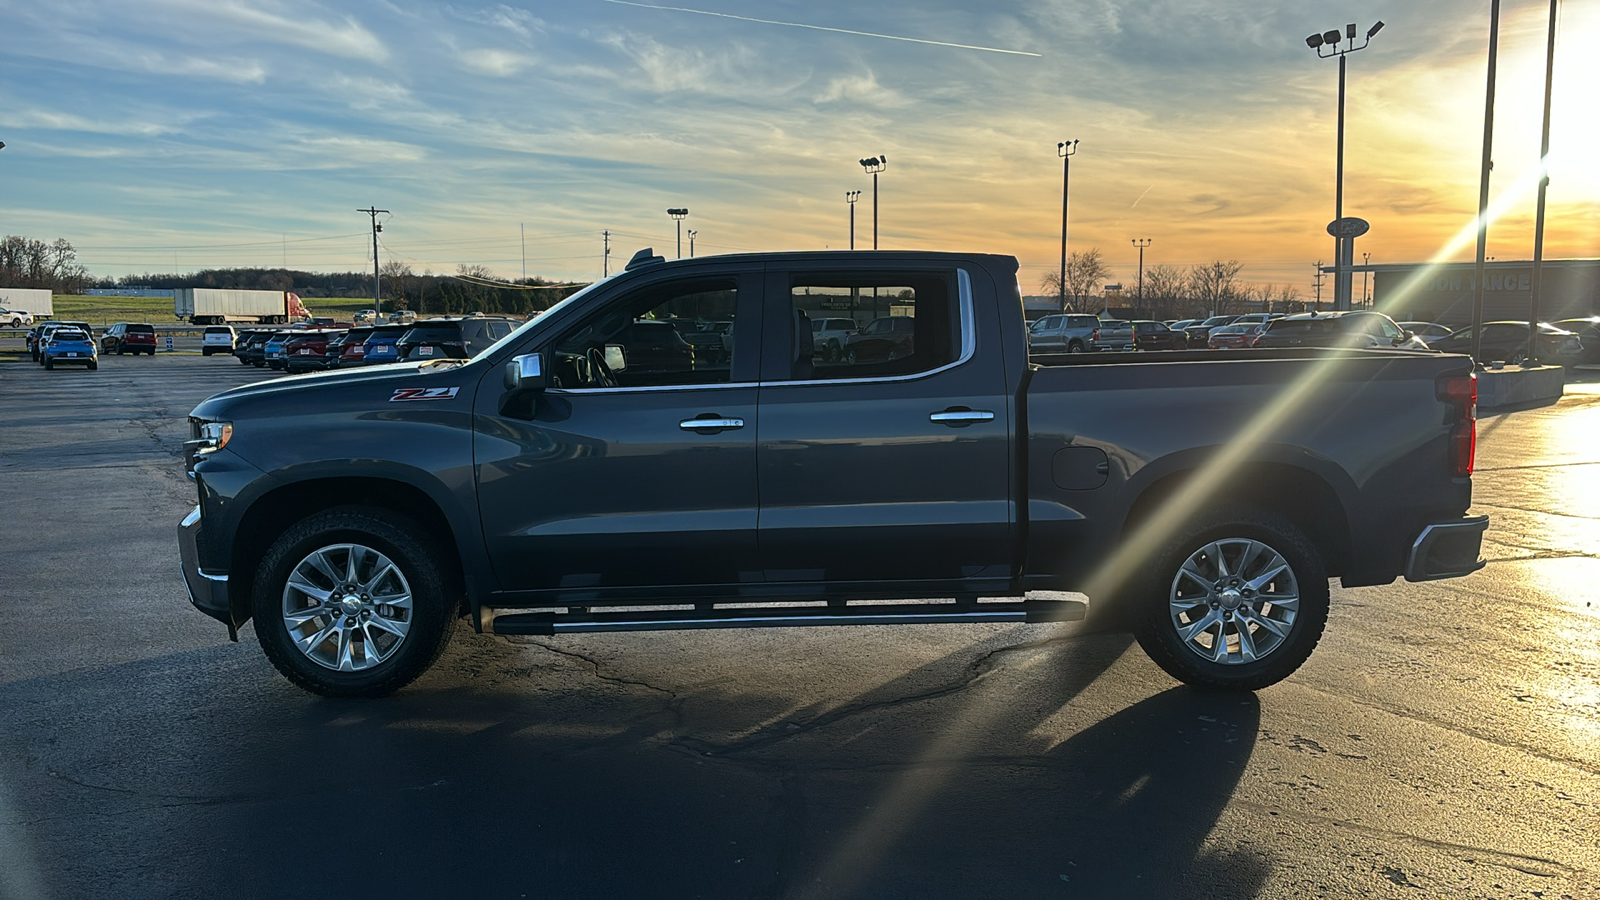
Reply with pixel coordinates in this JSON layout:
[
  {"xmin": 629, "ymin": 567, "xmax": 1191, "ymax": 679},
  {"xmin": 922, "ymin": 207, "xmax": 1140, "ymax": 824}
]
[
  {"xmin": 1040, "ymin": 249, "xmax": 1111, "ymax": 312},
  {"xmin": 0, "ymin": 235, "xmax": 90, "ymax": 293},
  {"xmin": 1188, "ymin": 260, "xmax": 1247, "ymax": 317},
  {"xmin": 1140, "ymin": 264, "xmax": 1195, "ymax": 320}
]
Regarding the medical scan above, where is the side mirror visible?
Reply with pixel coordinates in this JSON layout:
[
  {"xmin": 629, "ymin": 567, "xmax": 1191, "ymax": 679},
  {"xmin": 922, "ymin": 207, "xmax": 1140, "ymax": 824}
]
[
  {"xmin": 603, "ymin": 343, "xmax": 627, "ymax": 372},
  {"xmin": 504, "ymin": 352, "xmax": 547, "ymax": 392}
]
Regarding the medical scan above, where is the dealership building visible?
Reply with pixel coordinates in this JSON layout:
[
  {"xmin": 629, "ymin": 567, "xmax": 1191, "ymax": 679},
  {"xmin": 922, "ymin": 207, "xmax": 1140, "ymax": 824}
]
[{"xmin": 1365, "ymin": 258, "xmax": 1600, "ymax": 326}]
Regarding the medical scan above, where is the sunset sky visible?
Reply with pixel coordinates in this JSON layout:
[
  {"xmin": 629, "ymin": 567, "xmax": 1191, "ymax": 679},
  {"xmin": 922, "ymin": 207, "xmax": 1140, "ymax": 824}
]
[{"xmin": 2, "ymin": 0, "xmax": 1596, "ymax": 295}]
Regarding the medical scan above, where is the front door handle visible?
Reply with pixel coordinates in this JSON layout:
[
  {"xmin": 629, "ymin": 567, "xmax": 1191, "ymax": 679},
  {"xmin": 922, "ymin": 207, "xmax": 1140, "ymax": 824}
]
[
  {"xmin": 929, "ymin": 408, "xmax": 995, "ymax": 427},
  {"xmin": 680, "ymin": 415, "xmax": 745, "ymax": 432}
]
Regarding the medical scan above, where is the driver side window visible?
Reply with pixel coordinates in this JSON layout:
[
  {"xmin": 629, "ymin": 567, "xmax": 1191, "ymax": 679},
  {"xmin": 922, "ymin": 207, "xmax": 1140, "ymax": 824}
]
[{"xmin": 550, "ymin": 279, "xmax": 738, "ymax": 389}]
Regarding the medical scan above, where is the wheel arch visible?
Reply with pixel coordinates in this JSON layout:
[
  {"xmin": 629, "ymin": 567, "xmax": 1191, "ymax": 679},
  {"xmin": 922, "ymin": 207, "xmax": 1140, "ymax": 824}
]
[
  {"xmin": 1119, "ymin": 457, "xmax": 1354, "ymax": 579},
  {"xmin": 227, "ymin": 477, "xmax": 468, "ymax": 628}
]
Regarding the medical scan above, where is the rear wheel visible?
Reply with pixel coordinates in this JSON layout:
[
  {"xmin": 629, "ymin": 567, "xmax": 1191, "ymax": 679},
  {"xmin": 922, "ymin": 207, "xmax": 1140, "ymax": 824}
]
[
  {"xmin": 1067, "ymin": 340, "xmax": 1085, "ymax": 353},
  {"xmin": 1133, "ymin": 508, "xmax": 1328, "ymax": 690},
  {"xmin": 253, "ymin": 508, "xmax": 457, "ymax": 698},
  {"xmin": 43, "ymin": 358, "xmax": 53, "ymax": 370}
]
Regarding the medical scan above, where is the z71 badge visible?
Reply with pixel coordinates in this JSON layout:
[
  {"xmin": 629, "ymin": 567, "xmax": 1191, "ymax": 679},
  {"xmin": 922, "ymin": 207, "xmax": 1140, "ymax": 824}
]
[{"xmin": 390, "ymin": 387, "xmax": 460, "ymax": 402}]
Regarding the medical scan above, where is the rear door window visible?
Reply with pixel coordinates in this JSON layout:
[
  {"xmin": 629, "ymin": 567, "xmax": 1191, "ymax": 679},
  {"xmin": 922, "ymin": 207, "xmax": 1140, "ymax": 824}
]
[{"xmin": 783, "ymin": 273, "xmax": 959, "ymax": 380}]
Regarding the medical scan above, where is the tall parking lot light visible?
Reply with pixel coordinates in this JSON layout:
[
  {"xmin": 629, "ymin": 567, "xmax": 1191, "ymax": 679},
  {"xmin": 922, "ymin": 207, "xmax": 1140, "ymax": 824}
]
[
  {"xmin": 1132, "ymin": 238, "xmax": 1153, "ymax": 303},
  {"xmin": 1306, "ymin": 20, "xmax": 1383, "ymax": 311},
  {"xmin": 687, "ymin": 229, "xmax": 698, "ymax": 258},
  {"xmin": 666, "ymin": 208, "xmax": 690, "ymax": 259},
  {"xmin": 858, "ymin": 156, "xmax": 886, "ymax": 249},
  {"xmin": 846, "ymin": 190, "xmax": 861, "ymax": 249},
  {"xmin": 1058, "ymin": 140, "xmax": 1079, "ymax": 310}
]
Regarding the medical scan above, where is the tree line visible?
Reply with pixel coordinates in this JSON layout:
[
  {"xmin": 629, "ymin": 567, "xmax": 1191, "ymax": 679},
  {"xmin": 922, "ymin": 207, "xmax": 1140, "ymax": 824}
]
[
  {"xmin": 1039, "ymin": 249, "xmax": 1304, "ymax": 320},
  {"xmin": 0, "ymin": 236, "xmax": 93, "ymax": 294}
]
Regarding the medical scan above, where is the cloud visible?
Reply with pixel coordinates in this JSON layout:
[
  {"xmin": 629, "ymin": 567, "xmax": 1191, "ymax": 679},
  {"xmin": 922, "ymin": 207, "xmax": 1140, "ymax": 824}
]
[
  {"xmin": 813, "ymin": 72, "xmax": 910, "ymax": 108},
  {"xmin": 458, "ymin": 48, "xmax": 538, "ymax": 77},
  {"xmin": 448, "ymin": 4, "xmax": 547, "ymax": 40},
  {"xmin": 152, "ymin": 0, "xmax": 390, "ymax": 62}
]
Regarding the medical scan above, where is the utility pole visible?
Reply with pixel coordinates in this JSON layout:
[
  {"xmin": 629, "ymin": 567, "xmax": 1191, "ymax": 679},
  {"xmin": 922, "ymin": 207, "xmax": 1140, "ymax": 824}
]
[
  {"xmin": 358, "ymin": 206, "xmax": 388, "ymax": 313},
  {"xmin": 687, "ymin": 229, "xmax": 698, "ymax": 258},
  {"xmin": 520, "ymin": 222, "xmax": 526, "ymax": 281},
  {"xmin": 1312, "ymin": 261, "xmax": 1326, "ymax": 309},
  {"xmin": 603, "ymin": 231, "xmax": 611, "ymax": 277}
]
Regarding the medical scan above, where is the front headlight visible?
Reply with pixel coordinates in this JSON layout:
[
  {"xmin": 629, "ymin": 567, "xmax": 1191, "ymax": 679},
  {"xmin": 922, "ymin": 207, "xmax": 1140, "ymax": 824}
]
[{"xmin": 197, "ymin": 421, "xmax": 234, "ymax": 453}]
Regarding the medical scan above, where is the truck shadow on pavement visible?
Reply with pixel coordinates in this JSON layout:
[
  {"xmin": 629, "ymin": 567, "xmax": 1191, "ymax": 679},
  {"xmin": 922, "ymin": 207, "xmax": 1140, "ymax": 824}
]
[{"xmin": 0, "ymin": 628, "xmax": 1267, "ymax": 900}]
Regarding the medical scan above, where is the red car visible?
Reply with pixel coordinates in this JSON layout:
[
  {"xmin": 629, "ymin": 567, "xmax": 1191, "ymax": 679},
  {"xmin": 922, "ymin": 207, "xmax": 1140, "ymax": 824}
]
[
  {"xmin": 1208, "ymin": 323, "xmax": 1266, "ymax": 349},
  {"xmin": 333, "ymin": 326, "xmax": 377, "ymax": 367},
  {"xmin": 284, "ymin": 330, "xmax": 347, "ymax": 373},
  {"xmin": 101, "ymin": 322, "xmax": 158, "ymax": 356}
]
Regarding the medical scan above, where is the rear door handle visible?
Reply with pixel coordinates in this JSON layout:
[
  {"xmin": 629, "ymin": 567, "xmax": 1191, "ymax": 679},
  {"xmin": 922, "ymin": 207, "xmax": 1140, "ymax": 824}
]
[
  {"xmin": 929, "ymin": 408, "xmax": 995, "ymax": 426},
  {"xmin": 680, "ymin": 415, "xmax": 745, "ymax": 432}
]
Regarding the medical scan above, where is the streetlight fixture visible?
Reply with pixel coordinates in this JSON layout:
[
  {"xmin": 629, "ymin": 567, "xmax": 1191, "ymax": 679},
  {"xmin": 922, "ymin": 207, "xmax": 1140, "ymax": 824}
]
[
  {"xmin": 846, "ymin": 190, "xmax": 862, "ymax": 250},
  {"xmin": 687, "ymin": 229, "xmax": 698, "ymax": 258},
  {"xmin": 1058, "ymin": 140, "xmax": 1080, "ymax": 310},
  {"xmin": 858, "ymin": 156, "xmax": 886, "ymax": 249},
  {"xmin": 666, "ymin": 207, "xmax": 689, "ymax": 259},
  {"xmin": 1305, "ymin": 20, "xmax": 1383, "ymax": 311},
  {"xmin": 1131, "ymin": 238, "xmax": 1153, "ymax": 303}
]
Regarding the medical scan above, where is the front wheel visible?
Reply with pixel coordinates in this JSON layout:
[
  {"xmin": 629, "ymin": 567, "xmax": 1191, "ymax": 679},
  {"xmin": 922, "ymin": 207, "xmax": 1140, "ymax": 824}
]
[
  {"xmin": 252, "ymin": 508, "xmax": 457, "ymax": 698},
  {"xmin": 1067, "ymin": 341, "xmax": 1085, "ymax": 354},
  {"xmin": 1133, "ymin": 508, "xmax": 1328, "ymax": 691}
]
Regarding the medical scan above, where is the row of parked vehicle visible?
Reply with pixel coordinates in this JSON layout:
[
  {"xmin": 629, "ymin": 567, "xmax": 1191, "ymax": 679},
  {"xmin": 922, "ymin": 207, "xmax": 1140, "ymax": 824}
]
[
  {"xmin": 1027, "ymin": 310, "xmax": 1598, "ymax": 364},
  {"xmin": 215, "ymin": 316, "xmax": 521, "ymax": 372}
]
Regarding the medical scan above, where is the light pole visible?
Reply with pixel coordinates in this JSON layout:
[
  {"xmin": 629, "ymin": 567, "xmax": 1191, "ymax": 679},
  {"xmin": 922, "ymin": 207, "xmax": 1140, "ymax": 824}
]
[
  {"xmin": 1306, "ymin": 21, "xmax": 1383, "ymax": 311},
  {"xmin": 1131, "ymin": 238, "xmax": 1153, "ymax": 305},
  {"xmin": 1058, "ymin": 140, "xmax": 1079, "ymax": 310},
  {"xmin": 666, "ymin": 208, "xmax": 689, "ymax": 259},
  {"xmin": 687, "ymin": 229, "xmax": 698, "ymax": 258},
  {"xmin": 846, "ymin": 190, "xmax": 861, "ymax": 249},
  {"xmin": 858, "ymin": 155, "xmax": 886, "ymax": 248},
  {"xmin": 1362, "ymin": 251, "xmax": 1371, "ymax": 307}
]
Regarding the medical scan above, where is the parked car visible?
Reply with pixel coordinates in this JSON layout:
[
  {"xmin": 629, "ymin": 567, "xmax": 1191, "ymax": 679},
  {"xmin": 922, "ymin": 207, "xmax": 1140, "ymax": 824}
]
[
  {"xmin": 330, "ymin": 327, "xmax": 376, "ymax": 368},
  {"xmin": 283, "ymin": 330, "xmax": 347, "ymax": 374},
  {"xmin": 30, "ymin": 321, "xmax": 93, "ymax": 363},
  {"xmin": 397, "ymin": 317, "xmax": 518, "ymax": 362},
  {"xmin": 1184, "ymin": 315, "xmax": 1240, "ymax": 346},
  {"xmin": 353, "ymin": 309, "xmax": 378, "ymax": 324},
  {"xmin": 1027, "ymin": 313, "xmax": 1100, "ymax": 354},
  {"xmin": 0, "ymin": 307, "xmax": 31, "ymax": 327},
  {"xmin": 1207, "ymin": 322, "xmax": 1268, "ymax": 350},
  {"xmin": 610, "ymin": 319, "xmax": 695, "ymax": 373},
  {"xmin": 202, "ymin": 325, "xmax": 237, "ymax": 356},
  {"xmin": 1550, "ymin": 317, "xmax": 1600, "ymax": 364},
  {"xmin": 1090, "ymin": 319, "xmax": 1135, "ymax": 352},
  {"xmin": 354, "ymin": 325, "xmax": 413, "ymax": 366},
  {"xmin": 1130, "ymin": 320, "xmax": 1187, "ymax": 351},
  {"xmin": 1167, "ymin": 318, "xmax": 1199, "ymax": 334},
  {"xmin": 1229, "ymin": 313, "xmax": 1285, "ymax": 330},
  {"xmin": 844, "ymin": 315, "xmax": 916, "ymax": 363},
  {"xmin": 388, "ymin": 309, "xmax": 417, "ymax": 324},
  {"xmin": 30, "ymin": 320, "xmax": 94, "ymax": 361},
  {"xmin": 1433, "ymin": 321, "xmax": 1584, "ymax": 365},
  {"xmin": 664, "ymin": 318, "xmax": 730, "ymax": 365},
  {"xmin": 1397, "ymin": 321, "xmax": 1454, "ymax": 346},
  {"xmin": 263, "ymin": 332, "xmax": 297, "ymax": 370},
  {"xmin": 101, "ymin": 322, "xmax": 158, "ymax": 356},
  {"xmin": 1252, "ymin": 311, "xmax": 1432, "ymax": 351},
  {"xmin": 810, "ymin": 317, "xmax": 859, "ymax": 361},
  {"xmin": 234, "ymin": 330, "xmax": 277, "ymax": 367},
  {"xmin": 41, "ymin": 327, "xmax": 98, "ymax": 370}
]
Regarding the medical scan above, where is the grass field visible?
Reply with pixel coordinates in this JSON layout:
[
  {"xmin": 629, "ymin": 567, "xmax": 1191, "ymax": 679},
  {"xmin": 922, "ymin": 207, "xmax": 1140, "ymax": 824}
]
[{"xmin": 46, "ymin": 295, "xmax": 369, "ymax": 326}]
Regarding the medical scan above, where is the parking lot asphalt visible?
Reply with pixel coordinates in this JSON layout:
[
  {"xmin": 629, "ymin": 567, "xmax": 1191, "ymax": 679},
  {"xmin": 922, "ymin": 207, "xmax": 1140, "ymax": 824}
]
[{"xmin": 0, "ymin": 354, "xmax": 1596, "ymax": 900}]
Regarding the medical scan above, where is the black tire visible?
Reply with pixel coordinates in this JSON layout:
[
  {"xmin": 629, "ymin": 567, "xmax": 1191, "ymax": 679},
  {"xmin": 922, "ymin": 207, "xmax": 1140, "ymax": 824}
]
[
  {"xmin": 1132, "ymin": 507, "xmax": 1328, "ymax": 691},
  {"xmin": 115, "ymin": 344, "xmax": 125, "ymax": 355},
  {"xmin": 88, "ymin": 361, "xmax": 98, "ymax": 370},
  {"xmin": 1067, "ymin": 341, "xmax": 1085, "ymax": 354},
  {"xmin": 43, "ymin": 358, "xmax": 53, "ymax": 370},
  {"xmin": 252, "ymin": 507, "xmax": 457, "ymax": 698},
  {"xmin": 203, "ymin": 348, "xmax": 212, "ymax": 356}
]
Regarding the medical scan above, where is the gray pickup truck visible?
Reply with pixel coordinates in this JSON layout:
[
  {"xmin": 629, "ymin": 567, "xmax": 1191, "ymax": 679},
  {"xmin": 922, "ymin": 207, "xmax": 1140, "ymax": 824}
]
[{"xmin": 179, "ymin": 249, "xmax": 1486, "ymax": 698}]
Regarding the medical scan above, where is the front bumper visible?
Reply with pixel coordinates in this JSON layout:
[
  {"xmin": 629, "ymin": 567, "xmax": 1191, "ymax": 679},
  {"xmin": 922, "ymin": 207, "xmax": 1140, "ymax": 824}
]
[
  {"xmin": 178, "ymin": 506, "xmax": 236, "ymax": 638},
  {"xmin": 1404, "ymin": 515, "xmax": 1489, "ymax": 582}
]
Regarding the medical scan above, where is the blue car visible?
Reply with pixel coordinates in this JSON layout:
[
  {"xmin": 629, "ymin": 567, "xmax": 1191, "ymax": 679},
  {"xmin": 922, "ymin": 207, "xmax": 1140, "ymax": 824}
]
[
  {"xmin": 356, "ymin": 324, "xmax": 409, "ymax": 365},
  {"xmin": 263, "ymin": 332, "xmax": 294, "ymax": 370},
  {"xmin": 43, "ymin": 328, "xmax": 98, "ymax": 370}
]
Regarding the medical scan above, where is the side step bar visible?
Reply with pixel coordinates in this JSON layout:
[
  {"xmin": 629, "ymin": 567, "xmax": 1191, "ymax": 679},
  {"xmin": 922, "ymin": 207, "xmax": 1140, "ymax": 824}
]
[{"xmin": 484, "ymin": 599, "xmax": 1087, "ymax": 636}]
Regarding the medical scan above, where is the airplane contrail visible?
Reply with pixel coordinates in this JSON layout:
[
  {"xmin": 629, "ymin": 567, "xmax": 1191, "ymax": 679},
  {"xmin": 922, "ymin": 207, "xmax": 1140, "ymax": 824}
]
[
  {"xmin": 600, "ymin": 0, "xmax": 1042, "ymax": 57},
  {"xmin": 1129, "ymin": 184, "xmax": 1154, "ymax": 209}
]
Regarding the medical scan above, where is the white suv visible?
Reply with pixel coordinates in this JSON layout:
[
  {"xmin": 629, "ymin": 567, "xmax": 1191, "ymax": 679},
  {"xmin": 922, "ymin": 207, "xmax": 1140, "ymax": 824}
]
[
  {"xmin": 0, "ymin": 308, "xmax": 31, "ymax": 328},
  {"xmin": 201, "ymin": 325, "xmax": 237, "ymax": 357},
  {"xmin": 810, "ymin": 317, "xmax": 858, "ymax": 361}
]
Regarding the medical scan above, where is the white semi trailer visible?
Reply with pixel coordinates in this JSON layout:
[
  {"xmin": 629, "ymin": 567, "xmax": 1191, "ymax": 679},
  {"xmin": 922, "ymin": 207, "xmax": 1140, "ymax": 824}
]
[
  {"xmin": 0, "ymin": 288, "xmax": 54, "ymax": 325},
  {"xmin": 175, "ymin": 289, "xmax": 308, "ymax": 325}
]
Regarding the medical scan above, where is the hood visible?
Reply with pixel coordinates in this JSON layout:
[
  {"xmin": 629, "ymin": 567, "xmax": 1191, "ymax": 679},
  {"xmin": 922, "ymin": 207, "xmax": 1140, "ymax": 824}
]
[{"xmin": 189, "ymin": 359, "xmax": 473, "ymax": 418}]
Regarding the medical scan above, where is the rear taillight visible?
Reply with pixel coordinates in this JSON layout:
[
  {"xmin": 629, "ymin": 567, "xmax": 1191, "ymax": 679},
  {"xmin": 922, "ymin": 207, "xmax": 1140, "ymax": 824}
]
[
  {"xmin": 1091, "ymin": 328, "xmax": 1100, "ymax": 341},
  {"xmin": 1438, "ymin": 371, "xmax": 1477, "ymax": 477}
]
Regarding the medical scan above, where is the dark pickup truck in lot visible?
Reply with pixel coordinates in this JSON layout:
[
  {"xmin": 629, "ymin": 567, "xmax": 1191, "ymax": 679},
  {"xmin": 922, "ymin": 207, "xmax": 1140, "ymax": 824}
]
[{"xmin": 179, "ymin": 250, "xmax": 1487, "ymax": 698}]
